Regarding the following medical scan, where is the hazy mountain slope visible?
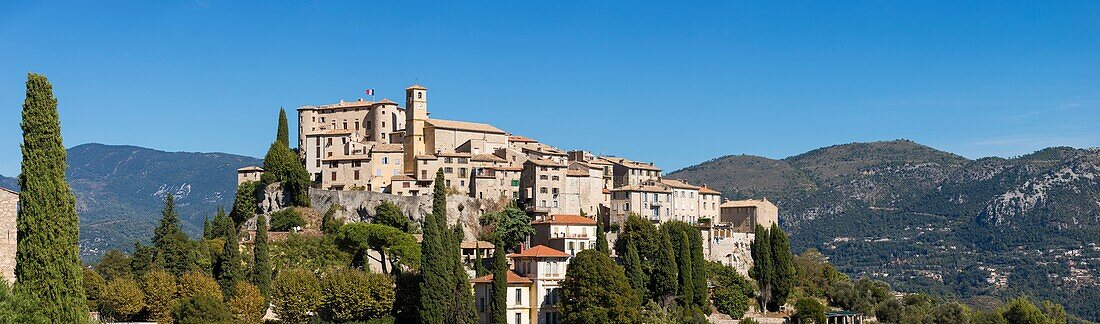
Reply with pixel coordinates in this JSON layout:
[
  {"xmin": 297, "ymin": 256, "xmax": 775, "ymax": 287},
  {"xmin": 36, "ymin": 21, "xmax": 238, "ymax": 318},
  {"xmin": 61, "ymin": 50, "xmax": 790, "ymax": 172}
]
[
  {"xmin": 0, "ymin": 143, "xmax": 262, "ymax": 260},
  {"xmin": 668, "ymin": 140, "xmax": 1100, "ymax": 321},
  {"xmin": 0, "ymin": 174, "xmax": 14, "ymax": 191}
]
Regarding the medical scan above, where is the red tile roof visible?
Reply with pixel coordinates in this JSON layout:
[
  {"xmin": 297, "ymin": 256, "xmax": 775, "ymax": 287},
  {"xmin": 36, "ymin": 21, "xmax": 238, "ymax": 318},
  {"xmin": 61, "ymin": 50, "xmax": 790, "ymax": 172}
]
[
  {"xmin": 508, "ymin": 245, "xmax": 571, "ymax": 258},
  {"xmin": 470, "ymin": 270, "xmax": 533, "ymax": 284},
  {"xmin": 698, "ymin": 185, "xmax": 721, "ymax": 195},
  {"xmin": 532, "ymin": 215, "xmax": 596, "ymax": 226}
]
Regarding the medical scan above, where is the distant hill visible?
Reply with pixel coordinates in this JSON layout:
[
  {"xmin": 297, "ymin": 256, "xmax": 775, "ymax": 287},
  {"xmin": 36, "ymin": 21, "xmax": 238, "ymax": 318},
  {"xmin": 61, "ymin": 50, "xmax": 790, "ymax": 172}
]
[
  {"xmin": 0, "ymin": 174, "xmax": 14, "ymax": 192},
  {"xmin": 1, "ymin": 143, "xmax": 262, "ymax": 261},
  {"xmin": 668, "ymin": 140, "xmax": 1100, "ymax": 320}
]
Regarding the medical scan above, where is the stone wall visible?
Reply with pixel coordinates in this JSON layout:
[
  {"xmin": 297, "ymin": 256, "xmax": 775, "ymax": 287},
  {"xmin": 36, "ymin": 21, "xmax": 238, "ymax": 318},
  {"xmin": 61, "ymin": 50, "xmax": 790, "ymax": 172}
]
[{"xmin": 0, "ymin": 189, "xmax": 17, "ymax": 284}]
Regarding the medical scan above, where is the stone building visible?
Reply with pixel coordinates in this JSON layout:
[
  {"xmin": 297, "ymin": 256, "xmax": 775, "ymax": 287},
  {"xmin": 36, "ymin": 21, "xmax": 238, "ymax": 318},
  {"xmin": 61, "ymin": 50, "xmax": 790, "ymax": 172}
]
[
  {"xmin": 699, "ymin": 198, "xmax": 780, "ymax": 276},
  {"xmin": 530, "ymin": 215, "xmax": 597, "ymax": 257},
  {"xmin": 609, "ymin": 183, "xmax": 672, "ymax": 224},
  {"xmin": 472, "ymin": 245, "xmax": 570, "ymax": 324},
  {"xmin": 0, "ymin": 188, "xmax": 16, "ymax": 284},
  {"xmin": 236, "ymin": 166, "xmax": 264, "ymax": 185},
  {"xmin": 520, "ymin": 158, "xmax": 567, "ymax": 216}
]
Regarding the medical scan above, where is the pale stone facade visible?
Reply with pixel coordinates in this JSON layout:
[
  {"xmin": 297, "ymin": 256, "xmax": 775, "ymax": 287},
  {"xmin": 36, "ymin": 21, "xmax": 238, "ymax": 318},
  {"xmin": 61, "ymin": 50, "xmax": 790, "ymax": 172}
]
[
  {"xmin": 520, "ymin": 158, "xmax": 567, "ymax": 216},
  {"xmin": 236, "ymin": 166, "xmax": 264, "ymax": 186},
  {"xmin": 699, "ymin": 198, "xmax": 781, "ymax": 276},
  {"xmin": 609, "ymin": 183, "xmax": 672, "ymax": 224},
  {"xmin": 0, "ymin": 188, "xmax": 16, "ymax": 284},
  {"xmin": 472, "ymin": 245, "xmax": 568, "ymax": 324},
  {"xmin": 530, "ymin": 215, "xmax": 597, "ymax": 257}
]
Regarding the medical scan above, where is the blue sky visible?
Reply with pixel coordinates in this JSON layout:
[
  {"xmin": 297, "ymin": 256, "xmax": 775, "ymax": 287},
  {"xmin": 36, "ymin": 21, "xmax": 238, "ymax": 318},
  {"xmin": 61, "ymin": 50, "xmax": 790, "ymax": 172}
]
[{"xmin": 1, "ymin": 1, "xmax": 1097, "ymax": 176}]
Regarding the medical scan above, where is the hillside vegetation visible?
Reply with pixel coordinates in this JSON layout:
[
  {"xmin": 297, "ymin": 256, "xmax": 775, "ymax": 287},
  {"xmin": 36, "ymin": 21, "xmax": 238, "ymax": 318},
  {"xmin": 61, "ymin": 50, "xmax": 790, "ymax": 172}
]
[{"xmin": 669, "ymin": 140, "xmax": 1100, "ymax": 321}]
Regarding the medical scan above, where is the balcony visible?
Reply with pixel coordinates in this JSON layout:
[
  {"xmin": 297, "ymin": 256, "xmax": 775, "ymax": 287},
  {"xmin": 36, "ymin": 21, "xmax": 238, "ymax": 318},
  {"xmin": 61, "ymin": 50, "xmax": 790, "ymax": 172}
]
[{"xmin": 549, "ymin": 233, "xmax": 590, "ymax": 240}]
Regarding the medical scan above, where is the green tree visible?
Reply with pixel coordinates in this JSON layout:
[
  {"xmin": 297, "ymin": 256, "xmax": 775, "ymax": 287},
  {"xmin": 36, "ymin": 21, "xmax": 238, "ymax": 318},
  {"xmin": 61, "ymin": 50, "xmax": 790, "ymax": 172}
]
[
  {"xmin": 792, "ymin": 297, "xmax": 826, "ymax": 324},
  {"xmin": 230, "ymin": 181, "xmax": 258, "ymax": 226},
  {"xmin": 932, "ymin": 302, "xmax": 971, "ymax": 324},
  {"xmin": 712, "ymin": 286, "xmax": 750, "ymax": 319},
  {"xmin": 271, "ymin": 268, "xmax": 322, "ymax": 324},
  {"xmin": 262, "ymin": 140, "xmax": 311, "ymax": 207},
  {"xmin": 1040, "ymin": 300, "xmax": 1067, "ymax": 324},
  {"xmin": 142, "ymin": 269, "xmax": 178, "ymax": 323},
  {"xmin": 178, "ymin": 271, "xmax": 223, "ymax": 301},
  {"xmin": 876, "ymin": 298, "xmax": 904, "ymax": 323},
  {"xmin": 491, "ymin": 237, "xmax": 507, "ymax": 324},
  {"xmin": 211, "ymin": 207, "xmax": 234, "ymax": 238},
  {"xmin": 173, "ymin": 295, "xmax": 233, "ymax": 324},
  {"xmin": 622, "ymin": 235, "xmax": 648, "ymax": 305},
  {"xmin": 272, "ymin": 233, "xmax": 351, "ymax": 272},
  {"xmin": 689, "ymin": 224, "xmax": 709, "ymax": 312},
  {"xmin": 252, "ymin": 213, "xmax": 272, "ymax": 300},
  {"xmin": 0, "ymin": 281, "xmax": 47, "ymax": 323},
  {"xmin": 96, "ymin": 249, "xmax": 133, "ymax": 280},
  {"xmin": 595, "ymin": 216, "xmax": 609, "ymax": 254},
  {"xmin": 1001, "ymin": 297, "xmax": 1048, "ymax": 324},
  {"xmin": 750, "ymin": 224, "xmax": 773, "ymax": 313},
  {"xmin": 651, "ymin": 229, "xmax": 679, "ymax": 305},
  {"xmin": 769, "ymin": 224, "xmax": 795, "ymax": 311},
  {"xmin": 130, "ymin": 242, "xmax": 157, "ymax": 278},
  {"xmin": 215, "ymin": 220, "xmax": 244, "ymax": 294},
  {"xmin": 101, "ymin": 277, "xmax": 145, "ymax": 321},
  {"xmin": 203, "ymin": 215, "xmax": 213, "ymax": 239},
  {"xmin": 336, "ymin": 222, "xmax": 421, "ymax": 274},
  {"xmin": 420, "ymin": 170, "xmax": 462, "ymax": 323},
  {"xmin": 374, "ymin": 201, "xmax": 411, "ymax": 232},
  {"xmin": 271, "ymin": 208, "xmax": 306, "ymax": 231},
  {"xmin": 153, "ymin": 194, "xmax": 199, "ymax": 276},
  {"xmin": 393, "ymin": 270, "xmax": 422, "ymax": 322},
  {"xmin": 707, "ymin": 261, "xmax": 753, "ymax": 318},
  {"xmin": 484, "ymin": 206, "xmax": 533, "ymax": 253},
  {"xmin": 319, "ymin": 269, "xmax": 396, "ymax": 322},
  {"xmin": 83, "ymin": 268, "xmax": 105, "ymax": 311},
  {"xmin": 277, "ymin": 107, "xmax": 290, "ymax": 145},
  {"xmin": 676, "ymin": 231, "xmax": 696, "ymax": 307},
  {"xmin": 560, "ymin": 250, "xmax": 640, "ymax": 323},
  {"xmin": 15, "ymin": 73, "xmax": 87, "ymax": 322},
  {"xmin": 228, "ymin": 282, "xmax": 267, "ymax": 324}
]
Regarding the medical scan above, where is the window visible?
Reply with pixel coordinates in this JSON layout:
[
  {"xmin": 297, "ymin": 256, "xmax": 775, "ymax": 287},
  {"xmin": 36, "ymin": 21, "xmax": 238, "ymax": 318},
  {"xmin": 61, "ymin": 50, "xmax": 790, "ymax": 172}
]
[
  {"xmin": 396, "ymin": 158, "xmax": 401, "ymax": 165},
  {"xmin": 552, "ymin": 176, "xmax": 559, "ymax": 181},
  {"xmin": 403, "ymin": 182, "xmax": 411, "ymax": 188},
  {"xmin": 511, "ymin": 180, "xmax": 520, "ymax": 187},
  {"xmin": 515, "ymin": 313, "xmax": 521, "ymax": 324},
  {"xmin": 354, "ymin": 170, "xmax": 359, "ymax": 180},
  {"xmin": 354, "ymin": 121, "xmax": 360, "ymax": 129},
  {"xmin": 381, "ymin": 121, "xmax": 386, "ymax": 128},
  {"xmin": 331, "ymin": 172, "xmax": 337, "ymax": 181},
  {"xmin": 479, "ymin": 297, "xmax": 485, "ymax": 312},
  {"xmin": 540, "ymin": 175, "xmax": 548, "ymax": 180},
  {"xmin": 382, "ymin": 157, "xmax": 389, "ymax": 164},
  {"xmin": 540, "ymin": 187, "xmax": 548, "ymax": 194},
  {"xmin": 352, "ymin": 161, "xmax": 361, "ymax": 168},
  {"xmin": 515, "ymin": 289, "xmax": 522, "ymax": 304},
  {"xmin": 444, "ymin": 167, "xmax": 454, "ymax": 174}
]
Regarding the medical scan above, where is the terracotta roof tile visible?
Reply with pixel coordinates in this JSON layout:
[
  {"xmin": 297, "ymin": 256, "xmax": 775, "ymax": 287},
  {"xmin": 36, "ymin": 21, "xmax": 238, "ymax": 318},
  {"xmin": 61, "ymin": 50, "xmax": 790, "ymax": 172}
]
[
  {"xmin": 470, "ymin": 270, "xmax": 533, "ymax": 284},
  {"xmin": 698, "ymin": 186, "xmax": 721, "ymax": 195},
  {"xmin": 427, "ymin": 119, "xmax": 506, "ymax": 134},
  {"xmin": 532, "ymin": 215, "xmax": 596, "ymax": 226},
  {"xmin": 508, "ymin": 245, "xmax": 570, "ymax": 258}
]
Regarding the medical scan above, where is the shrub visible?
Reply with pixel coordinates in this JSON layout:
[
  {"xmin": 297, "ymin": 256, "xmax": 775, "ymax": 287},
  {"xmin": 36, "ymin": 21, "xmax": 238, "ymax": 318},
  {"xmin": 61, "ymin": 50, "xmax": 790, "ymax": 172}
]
[
  {"xmin": 173, "ymin": 296, "xmax": 233, "ymax": 324},
  {"xmin": 0, "ymin": 281, "xmax": 48, "ymax": 323},
  {"xmin": 271, "ymin": 209, "xmax": 306, "ymax": 231},
  {"xmin": 319, "ymin": 269, "xmax": 396, "ymax": 322},
  {"xmin": 100, "ymin": 277, "xmax": 145, "ymax": 321},
  {"xmin": 227, "ymin": 282, "xmax": 266, "ymax": 324},
  {"xmin": 177, "ymin": 271, "xmax": 222, "ymax": 301},
  {"xmin": 713, "ymin": 286, "xmax": 750, "ymax": 318},
  {"xmin": 272, "ymin": 268, "xmax": 322, "ymax": 324},
  {"xmin": 792, "ymin": 297, "xmax": 826, "ymax": 324}
]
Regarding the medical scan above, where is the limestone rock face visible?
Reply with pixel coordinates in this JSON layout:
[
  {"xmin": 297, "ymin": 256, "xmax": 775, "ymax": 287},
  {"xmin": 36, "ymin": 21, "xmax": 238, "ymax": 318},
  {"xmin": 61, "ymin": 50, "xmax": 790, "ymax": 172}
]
[{"xmin": 259, "ymin": 185, "xmax": 493, "ymax": 238}]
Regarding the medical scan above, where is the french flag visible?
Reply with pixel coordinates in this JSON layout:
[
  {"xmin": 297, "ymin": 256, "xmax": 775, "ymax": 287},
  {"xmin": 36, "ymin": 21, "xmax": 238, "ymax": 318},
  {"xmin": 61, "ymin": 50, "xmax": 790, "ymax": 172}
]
[{"xmin": 364, "ymin": 89, "xmax": 375, "ymax": 96}]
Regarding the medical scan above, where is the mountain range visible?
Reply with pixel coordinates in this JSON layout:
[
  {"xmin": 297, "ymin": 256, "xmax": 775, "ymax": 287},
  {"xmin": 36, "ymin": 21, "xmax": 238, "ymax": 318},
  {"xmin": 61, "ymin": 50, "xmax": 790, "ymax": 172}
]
[
  {"xmin": 2, "ymin": 140, "xmax": 1097, "ymax": 320},
  {"xmin": 0, "ymin": 143, "xmax": 262, "ymax": 260},
  {"xmin": 668, "ymin": 140, "xmax": 1100, "ymax": 320}
]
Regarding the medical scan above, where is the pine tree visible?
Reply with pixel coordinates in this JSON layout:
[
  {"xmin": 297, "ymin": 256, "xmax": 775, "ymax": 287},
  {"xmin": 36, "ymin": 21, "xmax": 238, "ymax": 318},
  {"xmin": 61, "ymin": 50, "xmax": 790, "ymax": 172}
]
[
  {"xmin": 676, "ymin": 231, "xmax": 696, "ymax": 307},
  {"xmin": 750, "ymin": 225, "xmax": 773, "ymax": 313},
  {"xmin": 276, "ymin": 108, "xmax": 289, "ymax": 145},
  {"xmin": 211, "ymin": 207, "xmax": 233, "ymax": 239},
  {"xmin": 252, "ymin": 213, "xmax": 272, "ymax": 300},
  {"xmin": 651, "ymin": 229, "xmax": 679, "ymax": 305},
  {"xmin": 215, "ymin": 221, "xmax": 243, "ymax": 295},
  {"xmin": 420, "ymin": 170, "xmax": 453, "ymax": 323},
  {"xmin": 15, "ymin": 72, "xmax": 88, "ymax": 322},
  {"xmin": 768, "ymin": 224, "xmax": 794, "ymax": 311},
  {"xmin": 622, "ymin": 235, "xmax": 647, "ymax": 306},
  {"xmin": 595, "ymin": 216, "xmax": 609, "ymax": 254},
  {"xmin": 153, "ymin": 194, "xmax": 198, "ymax": 276},
  {"xmin": 490, "ymin": 237, "xmax": 507, "ymax": 324}
]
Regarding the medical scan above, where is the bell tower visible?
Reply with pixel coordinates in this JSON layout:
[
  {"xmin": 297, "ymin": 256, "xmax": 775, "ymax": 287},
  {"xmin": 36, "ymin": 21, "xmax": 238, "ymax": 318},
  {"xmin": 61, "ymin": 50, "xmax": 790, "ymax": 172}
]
[{"xmin": 403, "ymin": 84, "xmax": 428, "ymax": 174}]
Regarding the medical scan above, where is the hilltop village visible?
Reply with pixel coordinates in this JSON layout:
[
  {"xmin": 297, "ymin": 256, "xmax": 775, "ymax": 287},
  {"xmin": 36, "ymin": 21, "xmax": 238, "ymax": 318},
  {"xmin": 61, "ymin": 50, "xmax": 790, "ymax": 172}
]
[{"xmin": 236, "ymin": 85, "xmax": 780, "ymax": 322}]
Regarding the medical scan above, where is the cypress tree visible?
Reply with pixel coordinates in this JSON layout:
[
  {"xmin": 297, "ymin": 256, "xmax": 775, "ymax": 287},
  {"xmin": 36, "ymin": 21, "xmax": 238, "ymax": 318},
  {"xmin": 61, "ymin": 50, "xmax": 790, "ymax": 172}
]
[
  {"xmin": 203, "ymin": 215, "xmax": 213, "ymax": 239},
  {"xmin": 768, "ymin": 224, "xmax": 794, "ymax": 311},
  {"xmin": 595, "ymin": 216, "xmax": 609, "ymax": 254},
  {"xmin": 252, "ymin": 213, "xmax": 272, "ymax": 300},
  {"xmin": 690, "ymin": 227, "xmax": 709, "ymax": 312},
  {"xmin": 750, "ymin": 224, "xmax": 773, "ymax": 313},
  {"xmin": 215, "ymin": 221, "xmax": 243, "ymax": 295},
  {"xmin": 490, "ymin": 238, "xmax": 507, "ymax": 324},
  {"xmin": 15, "ymin": 72, "xmax": 88, "ymax": 322},
  {"xmin": 262, "ymin": 141, "xmax": 310, "ymax": 207},
  {"xmin": 676, "ymin": 231, "xmax": 696, "ymax": 307},
  {"xmin": 621, "ymin": 235, "xmax": 647, "ymax": 305},
  {"xmin": 420, "ymin": 170, "xmax": 453, "ymax": 323},
  {"xmin": 451, "ymin": 223, "xmax": 477, "ymax": 324},
  {"xmin": 474, "ymin": 243, "xmax": 486, "ymax": 277},
  {"xmin": 276, "ymin": 108, "xmax": 289, "ymax": 145},
  {"xmin": 211, "ymin": 207, "xmax": 233, "ymax": 239},
  {"xmin": 651, "ymin": 229, "xmax": 679, "ymax": 305},
  {"xmin": 230, "ymin": 181, "xmax": 258, "ymax": 226}
]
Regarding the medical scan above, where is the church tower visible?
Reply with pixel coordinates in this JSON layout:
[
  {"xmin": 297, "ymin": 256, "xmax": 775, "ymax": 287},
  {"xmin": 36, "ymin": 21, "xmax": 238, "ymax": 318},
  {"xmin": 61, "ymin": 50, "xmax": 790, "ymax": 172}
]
[{"xmin": 403, "ymin": 84, "xmax": 428, "ymax": 174}]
